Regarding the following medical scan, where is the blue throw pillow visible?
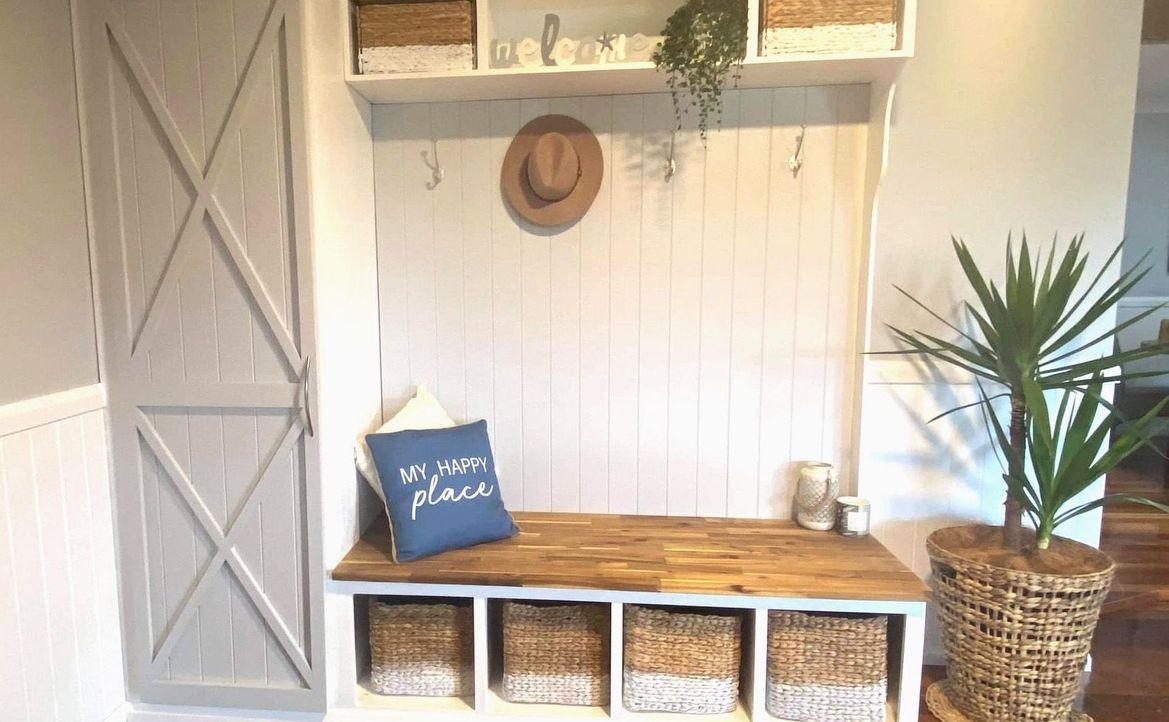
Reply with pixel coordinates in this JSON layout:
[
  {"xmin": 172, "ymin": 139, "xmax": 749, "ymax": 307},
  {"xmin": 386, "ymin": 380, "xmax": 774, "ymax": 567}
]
[{"xmin": 366, "ymin": 420, "xmax": 517, "ymax": 562}]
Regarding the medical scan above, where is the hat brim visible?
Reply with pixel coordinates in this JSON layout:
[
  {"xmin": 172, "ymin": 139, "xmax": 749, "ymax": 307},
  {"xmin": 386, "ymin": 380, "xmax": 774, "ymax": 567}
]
[{"xmin": 501, "ymin": 115, "xmax": 604, "ymax": 228}]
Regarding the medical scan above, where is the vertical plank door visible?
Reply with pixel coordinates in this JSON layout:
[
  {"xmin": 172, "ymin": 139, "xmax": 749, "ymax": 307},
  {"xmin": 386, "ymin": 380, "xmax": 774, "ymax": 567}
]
[{"xmin": 73, "ymin": 0, "xmax": 324, "ymax": 711}]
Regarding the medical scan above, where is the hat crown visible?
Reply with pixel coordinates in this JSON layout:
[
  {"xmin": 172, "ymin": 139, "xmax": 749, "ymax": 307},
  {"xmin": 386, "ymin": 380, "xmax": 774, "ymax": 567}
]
[{"xmin": 526, "ymin": 132, "xmax": 580, "ymax": 202}]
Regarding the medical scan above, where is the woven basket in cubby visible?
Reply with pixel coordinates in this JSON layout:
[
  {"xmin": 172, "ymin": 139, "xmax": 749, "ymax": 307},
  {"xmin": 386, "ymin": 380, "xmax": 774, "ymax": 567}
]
[
  {"xmin": 502, "ymin": 601, "xmax": 610, "ymax": 706},
  {"xmin": 369, "ymin": 601, "xmax": 474, "ymax": 697},
  {"xmin": 760, "ymin": 0, "xmax": 898, "ymax": 55},
  {"xmin": 356, "ymin": 0, "xmax": 475, "ymax": 74},
  {"xmin": 766, "ymin": 611, "xmax": 888, "ymax": 722},
  {"xmin": 623, "ymin": 605, "xmax": 742, "ymax": 715}
]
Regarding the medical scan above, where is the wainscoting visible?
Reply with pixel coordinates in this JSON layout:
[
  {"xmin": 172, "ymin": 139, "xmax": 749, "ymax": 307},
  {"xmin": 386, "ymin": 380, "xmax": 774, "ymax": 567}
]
[
  {"xmin": 0, "ymin": 387, "xmax": 125, "ymax": 722},
  {"xmin": 373, "ymin": 85, "xmax": 871, "ymax": 520}
]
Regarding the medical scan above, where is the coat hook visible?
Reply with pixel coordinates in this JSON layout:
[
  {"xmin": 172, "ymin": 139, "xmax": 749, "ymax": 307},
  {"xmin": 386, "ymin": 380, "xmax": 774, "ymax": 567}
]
[
  {"xmin": 789, "ymin": 124, "xmax": 806, "ymax": 177},
  {"xmin": 422, "ymin": 138, "xmax": 444, "ymax": 190},
  {"xmin": 665, "ymin": 129, "xmax": 678, "ymax": 181}
]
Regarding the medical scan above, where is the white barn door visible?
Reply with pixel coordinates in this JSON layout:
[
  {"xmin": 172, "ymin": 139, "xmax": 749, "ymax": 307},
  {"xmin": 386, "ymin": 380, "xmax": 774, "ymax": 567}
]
[{"xmin": 75, "ymin": 0, "xmax": 324, "ymax": 710}]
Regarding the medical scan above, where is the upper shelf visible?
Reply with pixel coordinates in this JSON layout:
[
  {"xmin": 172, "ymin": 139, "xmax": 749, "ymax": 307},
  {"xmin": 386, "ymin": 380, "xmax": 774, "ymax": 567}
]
[
  {"xmin": 346, "ymin": 50, "xmax": 913, "ymax": 104},
  {"xmin": 344, "ymin": 0, "xmax": 917, "ymax": 105}
]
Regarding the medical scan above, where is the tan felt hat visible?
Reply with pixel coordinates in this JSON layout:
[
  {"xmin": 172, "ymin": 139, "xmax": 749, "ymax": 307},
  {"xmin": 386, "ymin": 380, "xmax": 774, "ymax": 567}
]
[{"xmin": 501, "ymin": 114, "xmax": 603, "ymax": 228}]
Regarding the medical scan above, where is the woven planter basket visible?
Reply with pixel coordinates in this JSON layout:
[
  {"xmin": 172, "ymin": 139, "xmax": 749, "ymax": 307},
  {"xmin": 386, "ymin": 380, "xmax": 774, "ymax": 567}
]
[
  {"xmin": 766, "ymin": 611, "xmax": 887, "ymax": 722},
  {"xmin": 760, "ymin": 0, "xmax": 898, "ymax": 55},
  {"xmin": 502, "ymin": 602, "xmax": 610, "ymax": 706},
  {"xmin": 356, "ymin": 1, "xmax": 475, "ymax": 74},
  {"xmin": 369, "ymin": 601, "xmax": 474, "ymax": 697},
  {"xmin": 927, "ymin": 526, "xmax": 1115, "ymax": 722},
  {"xmin": 623, "ymin": 605, "xmax": 743, "ymax": 715}
]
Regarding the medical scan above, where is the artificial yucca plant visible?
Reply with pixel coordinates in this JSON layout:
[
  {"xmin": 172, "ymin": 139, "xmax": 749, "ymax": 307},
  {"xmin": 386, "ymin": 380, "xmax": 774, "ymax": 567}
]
[
  {"xmin": 983, "ymin": 376, "xmax": 1169, "ymax": 549},
  {"xmin": 886, "ymin": 233, "xmax": 1169, "ymax": 549}
]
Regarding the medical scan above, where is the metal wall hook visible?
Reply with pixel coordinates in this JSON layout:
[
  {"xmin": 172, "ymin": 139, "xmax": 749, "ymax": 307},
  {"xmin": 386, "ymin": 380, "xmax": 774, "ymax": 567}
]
[
  {"xmin": 422, "ymin": 138, "xmax": 444, "ymax": 190},
  {"xmin": 665, "ymin": 129, "xmax": 677, "ymax": 181},
  {"xmin": 789, "ymin": 124, "xmax": 807, "ymax": 177}
]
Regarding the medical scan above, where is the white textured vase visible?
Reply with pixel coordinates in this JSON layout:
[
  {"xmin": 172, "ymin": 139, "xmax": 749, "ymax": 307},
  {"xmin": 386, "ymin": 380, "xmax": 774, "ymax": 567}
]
[{"xmin": 795, "ymin": 463, "xmax": 838, "ymax": 531}]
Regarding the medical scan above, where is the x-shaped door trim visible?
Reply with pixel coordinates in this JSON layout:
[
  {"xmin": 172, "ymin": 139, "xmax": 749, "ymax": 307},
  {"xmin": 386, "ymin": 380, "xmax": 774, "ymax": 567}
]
[
  {"xmin": 136, "ymin": 409, "xmax": 312, "ymax": 683},
  {"xmin": 106, "ymin": 0, "xmax": 303, "ymax": 376}
]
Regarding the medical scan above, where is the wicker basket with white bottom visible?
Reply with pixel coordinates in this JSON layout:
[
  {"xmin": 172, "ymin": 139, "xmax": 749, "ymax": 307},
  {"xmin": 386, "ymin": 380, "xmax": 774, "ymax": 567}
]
[
  {"xmin": 766, "ymin": 611, "xmax": 888, "ymax": 722},
  {"xmin": 623, "ymin": 605, "xmax": 743, "ymax": 715},
  {"xmin": 369, "ymin": 601, "xmax": 474, "ymax": 697},
  {"xmin": 502, "ymin": 601, "xmax": 610, "ymax": 706}
]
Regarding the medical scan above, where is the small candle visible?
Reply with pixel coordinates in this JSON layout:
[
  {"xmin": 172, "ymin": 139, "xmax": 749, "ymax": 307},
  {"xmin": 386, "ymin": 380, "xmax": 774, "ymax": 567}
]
[{"xmin": 835, "ymin": 496, "xmax": 871, "ymax": 537}]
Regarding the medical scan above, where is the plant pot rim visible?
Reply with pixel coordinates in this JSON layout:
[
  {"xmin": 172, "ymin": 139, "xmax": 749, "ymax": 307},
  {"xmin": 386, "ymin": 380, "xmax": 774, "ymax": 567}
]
[{"xmin": 927, "ymin": 524, "xmax": 1114, "ymax": 579}]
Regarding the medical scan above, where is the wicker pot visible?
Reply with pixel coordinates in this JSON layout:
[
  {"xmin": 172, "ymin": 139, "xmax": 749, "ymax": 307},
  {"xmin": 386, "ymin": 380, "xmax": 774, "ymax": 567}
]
[
  {"xmin": 369, "ymin": 601, "xmax": 474, "ymax": 697},
  {"xmin": 766, "ymin": 611, "xmax": 887, "ymax": 722},
  {"xmin": 926, "ymin": 526, "xmax": 1115, "ymax": 722},
  {"xmin": 623, "ymin": 605, "xmax": 743, "ymax": 714},
  {"xmin": 502, "ymin": 601, "xmax": 610, "ymax": 706}
]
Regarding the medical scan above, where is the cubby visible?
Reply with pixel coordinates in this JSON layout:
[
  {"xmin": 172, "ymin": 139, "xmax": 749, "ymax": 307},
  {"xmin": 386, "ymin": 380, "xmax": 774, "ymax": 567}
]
[
  {"xmin": 342, "ymin": 0, "xmax": 917, "ymax": 102},
  {"xmin": 331, "ymin": 512, "xmax": 927, "ymax": 721}
]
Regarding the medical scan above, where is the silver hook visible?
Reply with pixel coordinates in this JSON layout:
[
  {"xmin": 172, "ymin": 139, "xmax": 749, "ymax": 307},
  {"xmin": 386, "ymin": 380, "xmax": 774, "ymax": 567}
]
[
  {"xmin": 789, "ymin": 124, "xmax": 806, "ymax": 177},
  {"xmin": 423, "ymin": 138, "xmax": 444, "ymax": 190},
  {"xmin": 665, "ymin": 129, "xmax": 677, "ymax": 181}
]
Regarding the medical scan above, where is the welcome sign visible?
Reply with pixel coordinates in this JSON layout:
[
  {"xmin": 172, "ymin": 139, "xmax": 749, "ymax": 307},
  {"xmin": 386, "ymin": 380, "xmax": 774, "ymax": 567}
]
[{"xmin": 366, "ymin": 420, "xmax": 518, "ymax": 562}]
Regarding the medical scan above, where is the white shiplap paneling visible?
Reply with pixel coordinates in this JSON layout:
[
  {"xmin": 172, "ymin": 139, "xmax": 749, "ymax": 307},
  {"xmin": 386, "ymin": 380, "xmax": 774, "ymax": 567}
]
[
  {"xmin": 0, "ymin": 408, "xmax": 125, "ymax": 722},
  {"xmin": 374, "ymin": 85, "xmax": 870, "ymax": 519}
]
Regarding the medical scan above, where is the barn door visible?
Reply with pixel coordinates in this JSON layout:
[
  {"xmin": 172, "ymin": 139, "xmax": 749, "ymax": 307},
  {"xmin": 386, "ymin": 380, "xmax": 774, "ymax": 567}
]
[{"xmin": 75, "ymin": 0, "xmax": 323, "ymax": 711}]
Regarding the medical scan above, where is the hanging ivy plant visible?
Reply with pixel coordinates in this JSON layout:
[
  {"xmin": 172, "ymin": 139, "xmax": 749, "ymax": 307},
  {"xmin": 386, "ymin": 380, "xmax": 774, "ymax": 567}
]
[{"xmin": 653, "ymin": 0, "xmax": 748, "ymax": 143}]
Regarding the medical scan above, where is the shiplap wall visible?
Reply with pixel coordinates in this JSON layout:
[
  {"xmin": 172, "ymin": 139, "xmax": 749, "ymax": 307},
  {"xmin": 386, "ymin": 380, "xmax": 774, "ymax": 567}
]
[
  {"xmin": 374, "ymin": 84, "xmax": 870, "ymax": 518},
  {"xmin": 0, "ymin": 409, "xmax": 125, "ymax": 722}
]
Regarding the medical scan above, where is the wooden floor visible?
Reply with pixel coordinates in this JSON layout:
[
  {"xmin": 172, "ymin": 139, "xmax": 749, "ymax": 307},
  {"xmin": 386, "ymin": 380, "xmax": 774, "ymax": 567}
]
[{"xmin": 920, "ymin": 437, "xmax": 1169, "ymax": 721}]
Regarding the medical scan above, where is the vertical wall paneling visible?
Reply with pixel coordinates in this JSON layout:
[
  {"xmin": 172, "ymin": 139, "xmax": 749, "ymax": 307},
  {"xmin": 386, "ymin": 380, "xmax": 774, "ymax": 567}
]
[
  {"xmin": 0, "ymin": 410, "xmax": 126, "ymax": 722},
  {"xmin": 374, "ymin": 86, "xmax": 870, "ymax": 520},
  {"xmin": 76, "ymin": 0, "xmax": 324, "ymax": 710}
]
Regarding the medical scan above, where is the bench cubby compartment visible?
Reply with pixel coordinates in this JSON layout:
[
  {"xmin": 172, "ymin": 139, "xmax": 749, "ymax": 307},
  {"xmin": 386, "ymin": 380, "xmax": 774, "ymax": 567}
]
[
  {"xmin": 498, "ymin": 600, "xmax": 611, "ymax": 707},
  {"xmin": 764, "ymin": 611, "xmax": 888, "ymax": 722},
  {"xmin": 622, "ymin": 604, "xmax": 746, "ymax": 715},
  {"xmin": 366, "ymin": 596, "xmax": 475, "ymax": 699}
]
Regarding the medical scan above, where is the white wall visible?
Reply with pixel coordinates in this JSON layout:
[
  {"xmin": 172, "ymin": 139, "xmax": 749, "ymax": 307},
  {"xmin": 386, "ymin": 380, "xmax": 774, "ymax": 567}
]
[
  {"xmin": 373, "ymin": 86, "xmax": 869, "ymax": 521},
  {"xmin": 0, "ymin": 0, "xmax": 100, "ymax": 405},
  {"xmin": 0, "ymin": 398, "xmax": 126, "ymax": 722},
  {"xmin": 1120, "ymin": 113, "xmax": 1169, "ymax": 298},
  {"xmin": 858, "ymin": 0, "xmax": 1144, "ymax": 594}
]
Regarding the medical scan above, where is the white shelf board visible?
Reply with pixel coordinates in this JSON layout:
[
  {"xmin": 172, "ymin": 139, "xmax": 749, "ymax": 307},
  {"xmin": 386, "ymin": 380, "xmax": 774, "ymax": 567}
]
[{"xmin": 345, "ymin": 50, "xmax": 912, "ymax": 104}]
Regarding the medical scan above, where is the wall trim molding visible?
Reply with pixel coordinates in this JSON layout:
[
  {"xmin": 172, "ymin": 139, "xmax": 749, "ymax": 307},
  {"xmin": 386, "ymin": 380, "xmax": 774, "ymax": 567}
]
[{"xmin": 0, "ymin": 382, "xmax": 107, "ymax": 438}]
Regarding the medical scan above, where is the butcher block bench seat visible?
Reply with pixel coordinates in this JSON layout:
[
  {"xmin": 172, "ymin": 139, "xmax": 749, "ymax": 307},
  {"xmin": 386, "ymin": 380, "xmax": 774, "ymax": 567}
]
[
  {"xmin": 333, "ymin": 511, "xmax": 928, "ymax": 602},
  {"xmin": 331, "ymin": 512, "xmax": 928, "ymax": 722}
]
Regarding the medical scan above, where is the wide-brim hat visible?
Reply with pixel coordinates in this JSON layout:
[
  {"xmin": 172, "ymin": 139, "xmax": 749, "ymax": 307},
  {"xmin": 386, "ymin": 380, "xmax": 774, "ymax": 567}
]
[{"xmin": 501, "ymin": 114, "xmax": 603, "ymax": 228}]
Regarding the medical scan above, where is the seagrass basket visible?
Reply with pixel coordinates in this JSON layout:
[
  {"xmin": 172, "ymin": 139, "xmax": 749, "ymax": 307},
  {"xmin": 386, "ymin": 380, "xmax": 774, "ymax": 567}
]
[
  {"xmin": 369, "ymin": 600, "xmax": 474, "ymax": 697},
  {"xmin": 356, "ymin": 0, "xmax": 475, "ymax": 74},
  {"xmin": 623, "ymin": 605, "xmax": 743, "ymax": 714},
  {"xmin": 502, "ymin": 601, "xmax": 610, "ymax": 706},
  {"xmin": 926, "ymin": 526, "xmax": 1114, "ymax": 722},
  {"xmin": 766, "ymin": 611, "xmax": 887, "ymax": 722},
  {"xmin": 760, "ymin": 0, "xmax": 898, "ymax": 55}
]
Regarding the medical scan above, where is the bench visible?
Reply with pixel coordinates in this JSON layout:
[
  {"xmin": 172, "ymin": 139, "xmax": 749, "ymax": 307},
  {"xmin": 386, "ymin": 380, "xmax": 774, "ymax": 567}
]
[{"xmin": 331, "ymin": 512, "xmax": 929, "ymax": 721}]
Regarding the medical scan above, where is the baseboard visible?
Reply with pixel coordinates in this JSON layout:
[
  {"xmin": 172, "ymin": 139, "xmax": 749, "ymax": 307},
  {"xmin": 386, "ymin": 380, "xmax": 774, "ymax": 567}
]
[
  {"xmin": 125, "ymin": 704, "xmax": 322, "ymax": 722},
  {"xmin": 0, "ymin": 382, "xmax": 106, "ymax": 437}
]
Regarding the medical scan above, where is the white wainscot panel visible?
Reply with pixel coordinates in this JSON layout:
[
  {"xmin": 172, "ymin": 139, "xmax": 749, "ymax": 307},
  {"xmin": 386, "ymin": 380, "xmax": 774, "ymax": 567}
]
[
  {"xmin": 372, "ymin": 85, "xmax": 872, "ymax": 521},
  {"xmin": 0, "ymin": 407, "xmax": 126, "ymax": 722}
]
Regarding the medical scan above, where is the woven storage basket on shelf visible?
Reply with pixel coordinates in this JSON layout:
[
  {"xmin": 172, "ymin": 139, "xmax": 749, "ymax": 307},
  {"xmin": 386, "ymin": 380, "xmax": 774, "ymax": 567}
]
[
  {"xmin": 502, "ymin": 601, "xmax": 610, "ymax": 706},
  {"xmin": 766, "ymin": 611, "xmax": 887, "ymax": 722},
  {"xmin": 368, "ymin": 601, "xmax": 474, "ymax": 697},
  {"xmin": 926, "ymin": 527, "xmax": 1114, "ymax": 722},
  {"xmin": 356, "ymin": 0, "xmax": 475, "ymax": 74},
  {"xmin": 623, "ymin": 605, "xmax": 742, "ymax": 715},
  {"xmin": 760, "ymin": 0, "xmax": 898, "ymax": 55}
]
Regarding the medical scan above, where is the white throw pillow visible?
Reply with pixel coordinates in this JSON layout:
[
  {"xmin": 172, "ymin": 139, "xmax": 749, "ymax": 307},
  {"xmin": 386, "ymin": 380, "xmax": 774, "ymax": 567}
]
[{"xmin": 355, "ymin": 386, "xmax": 455, "ymax": 501}]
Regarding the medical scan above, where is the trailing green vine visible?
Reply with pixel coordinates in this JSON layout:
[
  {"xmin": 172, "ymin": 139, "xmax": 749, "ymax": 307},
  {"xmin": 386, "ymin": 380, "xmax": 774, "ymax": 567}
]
[{"xmin": 652, "ymin": 0, "xmax": 748, "ymax": 143}]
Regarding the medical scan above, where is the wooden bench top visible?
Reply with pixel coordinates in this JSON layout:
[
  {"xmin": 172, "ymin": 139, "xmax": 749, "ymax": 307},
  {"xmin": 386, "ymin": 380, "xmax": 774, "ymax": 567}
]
[{"xmin": 333, "ymin": 512, "xmax": 929, "ymax": 603}]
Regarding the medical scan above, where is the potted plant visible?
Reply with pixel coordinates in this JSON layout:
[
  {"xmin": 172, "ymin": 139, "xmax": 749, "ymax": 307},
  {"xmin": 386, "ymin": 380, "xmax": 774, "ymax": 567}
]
[
  {"xmin": 653, "ymin": 0, "xmax": 747, "ymax": 143},
  {"xmin": 886, "ymin": 234, "xmax": 1169, "ymax": 721}
]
